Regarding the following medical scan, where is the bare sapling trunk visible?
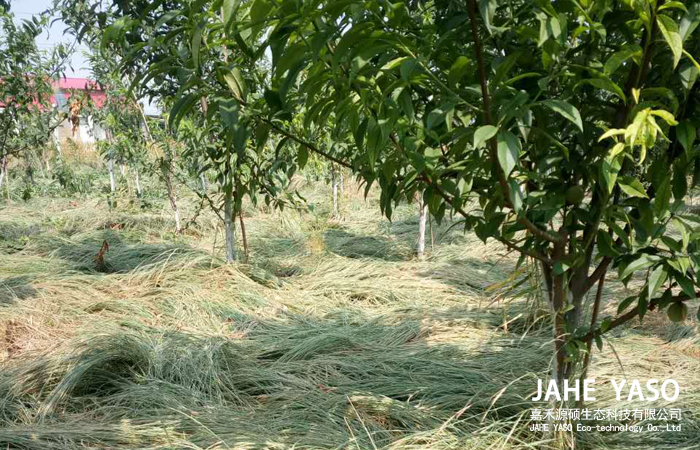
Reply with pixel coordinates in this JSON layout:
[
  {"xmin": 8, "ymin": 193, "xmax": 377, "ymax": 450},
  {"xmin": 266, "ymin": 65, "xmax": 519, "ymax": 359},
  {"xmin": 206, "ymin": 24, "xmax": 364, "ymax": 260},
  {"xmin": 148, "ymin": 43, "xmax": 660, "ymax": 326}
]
[
  {"xmin": 339, "ymin": 171, "xmax": 344, "ymax": 196},
  {"xmin": 0, "ymin": 157, "xmax": 6, "ymax": 191},
  {"xmin": 239, "ymin": 209, "xmax": 249, "ymax": 263},
  {"xmin": 108, "ymin": 158, "xmax": 116, "ymax": 209},
  {"xmin": 331, "ymin": 169, "xmax": 339, "ymax": 217},
  {"xmin": 577, "ymin": 276, "xmax": 606, "ymax": 408},
  {"xmin": 417, "ymin": 195, "xmax": 428, "ymax": 259},
  {"xmin": 200, "ymin": 172, "xmax": 207, "ymax": 192},
  {"xmin": 162, "ymin": 165, "xmax": 181, "ymax": 232},
  {"xmin": 135, "ymin": 168, "xmax": 142, "ymax": 198},
  {"xmin": 224, "ymin": 191, "xmax": 237, "ymax": 263},
  {"xmin": 53, "ymin": 129, "xmax": 62, "ymax": 156}
]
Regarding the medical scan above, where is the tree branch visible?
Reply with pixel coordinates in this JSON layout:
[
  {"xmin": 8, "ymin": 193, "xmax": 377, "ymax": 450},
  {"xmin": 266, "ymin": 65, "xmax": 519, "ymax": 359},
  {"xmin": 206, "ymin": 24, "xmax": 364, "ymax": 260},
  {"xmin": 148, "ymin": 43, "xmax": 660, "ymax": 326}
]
[
  {"xmin": 465, "ymin": 0, "xmax": 562, "ymax": 245},
  {"xmin": 577, "ymin": 292, "xmax": 699, "ymax": 344},
  {"xmin": 260, "ymin": 118, "xmax": 353, "ymax": 170}
]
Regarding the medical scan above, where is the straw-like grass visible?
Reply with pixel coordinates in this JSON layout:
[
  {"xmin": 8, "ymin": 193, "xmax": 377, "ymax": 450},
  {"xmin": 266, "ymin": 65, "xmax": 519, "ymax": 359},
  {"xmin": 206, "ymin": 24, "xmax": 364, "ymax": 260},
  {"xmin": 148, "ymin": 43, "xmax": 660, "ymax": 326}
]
[{"xmin": 0, "ymin": 165, "xmax": 698, "ymax": 450}]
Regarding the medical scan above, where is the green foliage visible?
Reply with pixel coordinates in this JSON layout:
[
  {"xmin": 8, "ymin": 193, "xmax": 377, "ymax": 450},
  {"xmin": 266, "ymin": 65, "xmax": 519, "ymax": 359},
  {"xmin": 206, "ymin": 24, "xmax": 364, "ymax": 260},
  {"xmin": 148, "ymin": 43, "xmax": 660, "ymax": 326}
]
[
  {"xmin": 0, "ymin": 11, "xmax": 68, "ymax": 162},
  {"xmin": 59, "ymin": 0, "xmax": 700, "ymax": 376}
]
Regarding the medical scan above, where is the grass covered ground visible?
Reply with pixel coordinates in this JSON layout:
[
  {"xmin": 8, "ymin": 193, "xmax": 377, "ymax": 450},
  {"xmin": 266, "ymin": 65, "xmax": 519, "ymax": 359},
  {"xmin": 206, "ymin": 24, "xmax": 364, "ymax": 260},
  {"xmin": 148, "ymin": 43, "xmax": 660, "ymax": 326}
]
[{"xmin": 0, "ymin": 161, "xmax": 699, "ymax": 449}]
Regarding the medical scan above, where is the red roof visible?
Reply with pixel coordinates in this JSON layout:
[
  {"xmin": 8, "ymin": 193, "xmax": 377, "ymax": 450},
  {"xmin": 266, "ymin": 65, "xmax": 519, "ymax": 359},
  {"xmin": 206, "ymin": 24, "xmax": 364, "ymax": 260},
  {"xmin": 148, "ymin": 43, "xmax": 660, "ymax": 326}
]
[
  {"xmin": 0, "ymin": 77, "xmax": 107, "ymax": 110},
  {"xmin": 51, "ymin": 77, "xmax": 107, "ymax": 108}
]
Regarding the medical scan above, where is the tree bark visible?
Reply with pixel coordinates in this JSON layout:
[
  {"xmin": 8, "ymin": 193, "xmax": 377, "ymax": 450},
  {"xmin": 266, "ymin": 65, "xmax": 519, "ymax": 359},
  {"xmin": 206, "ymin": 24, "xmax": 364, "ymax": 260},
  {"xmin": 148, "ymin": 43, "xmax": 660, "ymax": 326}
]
[
  {"xmin": 331, "ymin": 168, "xmax": 340, "ymax": 217},
  {"xmin": 108, "ymin": 158, "xmax": 116, "ymax": 208},
  {"xmin": 578, "ymin": 275, "xmax": 606, "ymax": 408},
  {"xmin": 200, "ymin": 172, "xmax": 207, "ymax": 192},
  {"xmin": 0, "ymin": 157, "xmax": 6, "ymax": 192},
  {"xmin": 239, "ymin": 209, "xmax": 249, "ymax": 263},
  {"xmin": 162, "ymin": 166, "xmax": 181, "ymax": 233},
  {"xmin": 417, "ymin": 196, "xmax": 428, "ymax": 259},
  {"xmin": 224, "ymin": 191, "xmax": 237, "ymax": 263},
  {"xmin": 135, "ymin": 168, "xmax": 142, "ymax": 198}
]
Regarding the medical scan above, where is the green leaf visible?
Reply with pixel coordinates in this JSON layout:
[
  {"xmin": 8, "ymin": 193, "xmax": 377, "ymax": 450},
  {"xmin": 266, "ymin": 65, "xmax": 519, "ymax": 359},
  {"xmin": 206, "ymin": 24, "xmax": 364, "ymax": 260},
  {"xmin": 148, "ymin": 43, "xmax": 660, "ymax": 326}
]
[
  {"xmin": 650, "ymin": 109, "xmax": 678, "ymax": 126},
  {"xmin": 496, "ymin": 131, "xmax": 521, "ymax": 177},
  {"xmin": 493, "ymin": 51, "xmax": 521, "ymax": 87},
  {"xmin": 673, "ymin": 161, "xmax": 689, "ymax": 200},
  {"xmin": 168, "ymin": 93, "xmax": 199, "ymax": 130},
  {"xmin": 672, "ymin": 217, "xmax": 690, "ymax": 251},
  {"xmin": 599, "ymin": 128, "xmax": 626, "ymax": 142},
  {"xmin": 540, "ymin": 100, "xmax": 583, "ymax": 132},
  {"xmin": 298, "ymin": 146, "xmax": 309, "ymax": 168},
  {"xmin": 448, "ymin": 56, "xmax": 470, "ymax": 88},
  {"xmin": 604, "ymin": 45, "xmax": 642, "ymax": 75},
  {"xmin": 618, "ymin": 296, "xmax": 637, "ymax": 314},
  {"xmin": 576, "ymin": 78, "xmax": 626, "ymax": 102},
  {"xmin": 654, "ymin": 176, "xmax": 672, "ymax": 218},
  {"xmin": 398, "ymin": 89, "xmax": 414, "ymax": 122},
  {"xmin": 479, "ymin": 0, "xmax": 498, "ymax": 34},
  {"xmin": 675, "ymin": 274, "xmax": 696, "ymax": 298},
  {"xmin": 648, "ymin": 265, "xmax": 668, "ymax": 299},
  {"xmin": 222, "ymin": 0, "xmax": 238, "ymax": 25},
  {"xmin": 381, "ymin": 56, "xmax": 409, "ymax": 71},
  {"xmin": 677, "ymin": 120, "xmax": 697, "ymax": 153},
  {"xmin": 219, "ymin": 99, "xmax": 239, "ymax": 129},
  {"xmin": 600, "ymin": 154, "xmax": 622, "ymax": 194},
  {"xmin": 509, "ymin": 179, "xmax": 524, "ymax": 213},
  {"xmin": 426, "ymin": 107, "xmax": 447, "ymax": 130},
  {"xmin": 424, "ymin": 147, "xmax": 441, "ymax": 169},
  {"xmin": 224, "ymin": 68, "xmax": 247, "ymax": 100},
  {"xmin": 474, "ymin": 125, "xmax": 498, "ymax": 149},
  {"xmin": 657, "ymin": 14, "xmax": 683, "ymax": 68},
  {"xmin": 597, "ymin": 230, "xmax": 620, "ymax": 257},
  {"xmin": 680, "ymin": 3, "xmax": 700, "ymax": 42},
  {"xmin": 619, "ymin": 254, "xmax": 660, "ymax": 280},
  {"xmin": 191, "ymin": 23, "xmax": 203, "ymax": 72},
  {"xmin": 618, "ymin": 176, "xmax": 648, "ymax": 198},
  {"xmin": 595, "ymin": 334, "xmax": 604, "ymax": 352},
  {"xmin": 659, "ymin": 2, "xmax": 688, "ymax": 13}
]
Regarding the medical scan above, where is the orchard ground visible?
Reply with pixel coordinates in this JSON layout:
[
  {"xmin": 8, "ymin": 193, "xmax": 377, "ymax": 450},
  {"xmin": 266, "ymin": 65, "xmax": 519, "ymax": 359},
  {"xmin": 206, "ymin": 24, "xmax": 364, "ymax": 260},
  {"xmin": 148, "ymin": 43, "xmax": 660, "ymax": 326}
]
[{"xmin": 0, "ymin": 152, "xmax": 699, "ymax": 450}]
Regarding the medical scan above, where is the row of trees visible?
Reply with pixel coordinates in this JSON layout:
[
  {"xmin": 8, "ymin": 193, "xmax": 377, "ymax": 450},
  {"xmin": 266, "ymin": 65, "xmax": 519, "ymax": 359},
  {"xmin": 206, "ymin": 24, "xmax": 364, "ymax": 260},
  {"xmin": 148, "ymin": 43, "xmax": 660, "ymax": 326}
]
[
  {"xmin": 32, "ymin": 0, "xmax": 700, "ymax": 444},
  {"xmin": 0, "ymin": 7, "xmax": 72, "ymax": 192}
]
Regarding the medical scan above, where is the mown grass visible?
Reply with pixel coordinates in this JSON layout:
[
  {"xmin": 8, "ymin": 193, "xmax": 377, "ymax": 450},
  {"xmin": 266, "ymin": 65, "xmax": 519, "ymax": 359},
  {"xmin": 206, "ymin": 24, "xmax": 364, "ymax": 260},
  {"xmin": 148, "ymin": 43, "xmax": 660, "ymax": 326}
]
[{"xmin": 0, "ymin": 167, "xmax": 698, "ymax": 450}]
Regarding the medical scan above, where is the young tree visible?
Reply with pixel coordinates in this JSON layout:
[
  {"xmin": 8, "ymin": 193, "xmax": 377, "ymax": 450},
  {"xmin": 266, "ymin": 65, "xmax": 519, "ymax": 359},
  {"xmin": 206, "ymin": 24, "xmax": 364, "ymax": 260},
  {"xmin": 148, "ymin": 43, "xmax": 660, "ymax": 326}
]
[
  {"xmin": 61, "ymin": 0, "xmax": 700, "ymax": 411},
  {"xmin": 0, "ymin": 10, "xmax": 69, "ymax": 194},
  {"xmin": 213, "ymin": 0, "xmax": 700, "ymax": 389}
]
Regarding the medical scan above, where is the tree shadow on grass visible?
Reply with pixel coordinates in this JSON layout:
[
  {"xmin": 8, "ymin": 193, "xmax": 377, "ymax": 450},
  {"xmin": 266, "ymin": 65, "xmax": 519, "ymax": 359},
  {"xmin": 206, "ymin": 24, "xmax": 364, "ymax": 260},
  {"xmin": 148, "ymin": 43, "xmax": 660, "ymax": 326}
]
[
  {"xmin": 0, "ymin": 275, "xmax": 40, "ymax": 306},
  {"xmin": 0, "ymin": 221, "xmax": 43, "ymax": 254},
  {"xmin": 39, "ymin": 229, "xmax": 209, "ymax": 274},
  {"xmin": 324, "ymin": 227, "xmax": 412, "ymax": 261},
  {"xmin": 0, "ymin": 305, "xmax": 549, "ymax": 450}
]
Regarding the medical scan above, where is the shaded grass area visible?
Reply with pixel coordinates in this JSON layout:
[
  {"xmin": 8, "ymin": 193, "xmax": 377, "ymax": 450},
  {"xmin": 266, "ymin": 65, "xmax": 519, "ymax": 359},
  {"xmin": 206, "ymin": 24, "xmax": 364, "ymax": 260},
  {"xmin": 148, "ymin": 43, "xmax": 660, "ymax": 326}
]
[{"xmin": 0, "ymin": 180, "xmax": 699, "ymax": 450}]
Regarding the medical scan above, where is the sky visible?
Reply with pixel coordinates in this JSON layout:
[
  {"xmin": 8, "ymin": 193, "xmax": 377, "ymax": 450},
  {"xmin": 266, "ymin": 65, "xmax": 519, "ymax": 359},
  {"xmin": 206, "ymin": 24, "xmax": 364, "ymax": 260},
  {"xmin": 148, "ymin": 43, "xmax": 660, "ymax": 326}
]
[
  {"xmin": 10, "ymin": 0, "xmax": 160, "ymax": 114},
  {"xmin": 11, "ymin": 0, "xmax": 92, "ymax": 77}
]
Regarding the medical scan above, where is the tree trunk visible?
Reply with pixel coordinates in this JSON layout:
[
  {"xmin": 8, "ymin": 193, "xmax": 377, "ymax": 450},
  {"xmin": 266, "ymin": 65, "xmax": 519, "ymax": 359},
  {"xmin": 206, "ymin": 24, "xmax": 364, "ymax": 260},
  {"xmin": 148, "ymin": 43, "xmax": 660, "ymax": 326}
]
[
  {"xmin": 200, "ymin": 173, "xmax": 207, "ymax": 192},
  {"xmin": 108, "ymin": 158, "xmax": 116, "ymax": 209},
  {"xmin": 53, "ymin": 129, "xmax": 62, "ymax": 156},
  {"xmin": 239, "ymin": 209, "xmax": 249, "ymax": 263},
  {"xmin": 417, "ymin": 197, "xmax": 428, "ymax": 259},
  {"xmin": 542, "ymin": 261, "xmax": 571, "ymax": 449},
  {"xmin": 224, "ymin": 191, "xmax": 237, "ymax": 263},
  {"xmin": 331, "ymin": 169, "xmax": 339, "ymax": 217},
  {"xmin": 0, "ymin": 158, "xmax": 6, "ymax": 192},
  {"xmin": 135, "ymin": 168, "xmax": 142, "ymax": 198},
  {"xmin": 339, "ymin": 171, "xmax": 344, "ymax": 196},
  {"xmin": 162, "ymin": 167, "xmax": 181, "ymax": 233}
]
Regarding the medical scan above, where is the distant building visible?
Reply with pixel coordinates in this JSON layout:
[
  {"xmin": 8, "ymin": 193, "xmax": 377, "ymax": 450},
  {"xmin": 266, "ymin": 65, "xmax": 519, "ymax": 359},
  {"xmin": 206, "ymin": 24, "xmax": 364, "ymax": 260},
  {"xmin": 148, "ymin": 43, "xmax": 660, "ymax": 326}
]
[{"xmin": 51, "ymin": 77, "xmax": 107, "ymax": 144}]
